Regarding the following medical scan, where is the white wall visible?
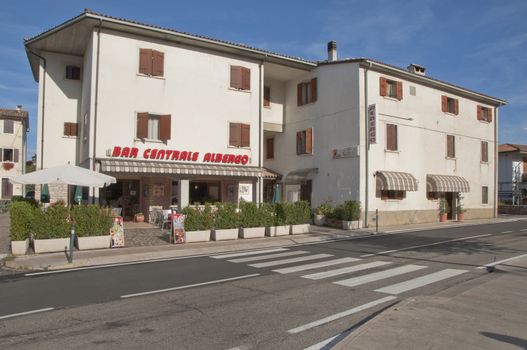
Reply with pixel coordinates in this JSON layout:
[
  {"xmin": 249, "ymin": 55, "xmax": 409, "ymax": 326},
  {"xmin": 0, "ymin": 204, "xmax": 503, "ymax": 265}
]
[
  {"xmin": 79, "ymin": 31, "xmax": 95, "ymax": 167},
  {"xmin": 0, "ymin": 119, "xmax": 25, "ymax": 197},
  {"xmin": 262, "ymin": 78, "xmax": 285, "ymax": 125}
]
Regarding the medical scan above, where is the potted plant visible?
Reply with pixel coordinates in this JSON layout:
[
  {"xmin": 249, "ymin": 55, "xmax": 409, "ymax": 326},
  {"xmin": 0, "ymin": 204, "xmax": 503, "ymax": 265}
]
[
  {"xmin": 289, "ymin": 201, "xmax": 311, "ymax": 234},
  {"xmin": 134, "ymin": 212, "xmax": 145, "ymax": 223},
  {"xmin": 9, "ymin": 201, "xmax": 35, "ymax": 255},
  {"xmin": 266, "ymin": 203, "xmax": 290, "ymax": 237},
  {"xmin": 181, "ymin": 204, "xmax": 212, "ymax": 243},
  {"xmin": 212, "ymin": 202, "xmax": 239, "ymax": 241},
  {"xmin": 72, "ymin": 205, "xmax": 113, "ymax": 250},
  {"xmin": 314, "ymin": 202, "xmax": 333, "ymax": 226},
  {"xmin": 239, "ymin": 201, "xmax": 266, "ymax": 238},
  {"xmin": 340, "ymin": 200, "xmax": 362, "ymax": 230},
  {"xmin": 456, "ymin": 193, "xmax": 466, "ymax": 222},
  {"xmin": 32, "ymin": 202, "xmax": 71, "ymax": 253},
  {"xmin": 439, "ymin": 197, "xmax": 447, "ymax": 222}
]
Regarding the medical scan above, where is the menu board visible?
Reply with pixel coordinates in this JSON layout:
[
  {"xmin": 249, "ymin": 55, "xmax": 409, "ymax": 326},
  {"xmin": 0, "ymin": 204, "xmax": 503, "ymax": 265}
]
[
  {"xmin": 171, "ymin": 213, "xmax": 186, "ymax": 244},
  {"xmin": 110, "ymin": 216, "xmax": 125, "ymax": 248}
]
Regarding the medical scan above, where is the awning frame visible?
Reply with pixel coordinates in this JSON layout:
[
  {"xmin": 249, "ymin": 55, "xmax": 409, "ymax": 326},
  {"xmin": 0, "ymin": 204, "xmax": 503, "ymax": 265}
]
[{"xmin": 375, "ymin": 171, "xmax": 419, "ymax": 191}]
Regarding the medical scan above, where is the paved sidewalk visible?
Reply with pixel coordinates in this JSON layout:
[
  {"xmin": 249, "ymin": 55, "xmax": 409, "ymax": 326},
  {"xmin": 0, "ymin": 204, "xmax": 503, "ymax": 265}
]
[{"xmin": 333, "ymin": 257, "xmax": 527, "ymax": 350}]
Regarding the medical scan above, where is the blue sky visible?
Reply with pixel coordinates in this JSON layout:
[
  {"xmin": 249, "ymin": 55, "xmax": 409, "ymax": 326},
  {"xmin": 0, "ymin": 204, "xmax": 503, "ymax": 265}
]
[{"xmin": 1, "ymin": 0, "xmax": 526, "ymax": 158}]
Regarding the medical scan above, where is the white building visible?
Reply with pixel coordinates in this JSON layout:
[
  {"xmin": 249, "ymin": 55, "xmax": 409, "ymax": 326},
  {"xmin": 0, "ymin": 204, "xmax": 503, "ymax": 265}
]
[
  {"xmin": 24, "ymin": 11, "xmax": 506, "ymax": 225},
  {"xmin": 0, "ymin": 106, "xmax": 28, "ymax": 199},
  {"xmin": 498, "ymin": 144, "xmax": 527, "ymax": 205}
]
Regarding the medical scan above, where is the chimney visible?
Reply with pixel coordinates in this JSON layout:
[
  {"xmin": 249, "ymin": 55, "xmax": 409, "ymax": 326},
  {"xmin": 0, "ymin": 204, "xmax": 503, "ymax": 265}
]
[
  {"xmin": 327, "ymin": 41, "xmax": 337, "ymax": 61},
  {"xmin": 16, "ymin": 105, "xmax": 22, "ymax": 112},
  {"xmin": 407, "ymin": 63, "xmax": 426, "ymax": 76}
]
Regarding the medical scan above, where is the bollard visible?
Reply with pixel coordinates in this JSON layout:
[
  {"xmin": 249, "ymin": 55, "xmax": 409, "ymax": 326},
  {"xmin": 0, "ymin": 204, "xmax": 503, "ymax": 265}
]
[{"xmin": 68, "ymin": 224, "xmax": 76, "ymax": 263}]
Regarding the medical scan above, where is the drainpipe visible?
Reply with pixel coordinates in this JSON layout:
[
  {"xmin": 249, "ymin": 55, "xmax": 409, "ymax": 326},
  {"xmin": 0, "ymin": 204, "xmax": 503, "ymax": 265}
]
[
  {"xmin": 258, "ymin": 62, "xmax": 263, "ymax": 204},
  {"xmin": 92, "ymin": 19, "xmax": 102, "ymax": 203},
  {"xmin": 494, "ymin": 106, "xmax": 498, "ymax": 218},
  {"xmin": 27, "ymin": 50, "xmax": 46, "ymax": 170},
  {"xmin": 364, "ymin": 62, "xmax": 372, "ymax": 227}
]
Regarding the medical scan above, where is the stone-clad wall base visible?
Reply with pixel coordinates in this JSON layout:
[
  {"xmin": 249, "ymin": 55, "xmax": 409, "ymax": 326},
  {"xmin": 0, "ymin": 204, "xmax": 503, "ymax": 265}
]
[{"xmin": 367, "ymin": 208, "xmax": 494, "ymax": 227}]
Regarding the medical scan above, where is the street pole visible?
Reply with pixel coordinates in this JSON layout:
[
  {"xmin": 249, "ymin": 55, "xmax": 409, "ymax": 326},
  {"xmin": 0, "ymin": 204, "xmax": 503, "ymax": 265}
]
[{"xmin": 68, "ymin": 224, "xmax": 76, "ymax": 263}]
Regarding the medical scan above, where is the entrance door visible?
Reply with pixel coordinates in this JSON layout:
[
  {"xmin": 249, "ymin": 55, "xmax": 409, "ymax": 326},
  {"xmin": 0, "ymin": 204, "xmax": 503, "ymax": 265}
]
[
  {"xmin": 121, "ymin": 180, "xmax": 140, "ymax": 221},
  {"xmin": 300, "ymin": 180, "xmax": 312, "ymax": 205},
  {"xmin": 445, "ymin": 192, "xmax": 455, "ymax": 220}
]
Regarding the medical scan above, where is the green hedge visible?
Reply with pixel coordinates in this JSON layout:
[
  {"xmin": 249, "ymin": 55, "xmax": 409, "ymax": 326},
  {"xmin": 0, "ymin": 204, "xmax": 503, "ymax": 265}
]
[
  {"xmin": 213, "ymin": 202, "xmax": 239, "ymax": 230},
  {"xmin": 32, "ymin": 203, "xmax": 70, "ymax": 239},
  {"xmin": 181, "ymin": 204, "xmax": 213, "ymax": 231},
  {"xmin": 327, "ymin": 200, "xmax": 361, "ymax": 221},
  {"xmin": 9, "ymin": 201, "xmax": 36, "ymax": 241},
  {"xmin": 71, "ymin": 205, "xmax": 113, "ymax": 237}
]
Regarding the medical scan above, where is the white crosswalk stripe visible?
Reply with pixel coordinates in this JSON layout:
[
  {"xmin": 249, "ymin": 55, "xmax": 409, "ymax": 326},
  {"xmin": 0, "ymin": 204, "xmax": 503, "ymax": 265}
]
[
  {"xmin": 210, "ymin": 248, "xmax": 289, "ymax": 259},
  {"xmin": 228, "ymin": 251, "xmax": 308, "ymax": 263},
  {"xmin": 375, "ymin": 268, "xmax": 468, "ymax": 295},
  {"xmin": 333, "ymin": 264, "xmax": 427, "ymax": 288},
  {"xmin": 249, "ymin": 254, "xmax": 333, "ymax": 268},
  {"xmin": 302, "ymin": 261, "xmax": 393, "ymax": 280},
  {"xmin": 272, "ymin": 257, "xmax": 361, "ymax": 274}
]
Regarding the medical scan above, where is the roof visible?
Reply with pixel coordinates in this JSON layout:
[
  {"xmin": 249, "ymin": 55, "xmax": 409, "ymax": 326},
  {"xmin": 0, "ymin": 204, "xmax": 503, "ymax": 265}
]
[
  {"xmin": 498, "ymin": 144, "xmax": 527, "ymax": 153},
  {"xmin": 0, "ymin": 108, "xmax": 29, "ymax": 131}
]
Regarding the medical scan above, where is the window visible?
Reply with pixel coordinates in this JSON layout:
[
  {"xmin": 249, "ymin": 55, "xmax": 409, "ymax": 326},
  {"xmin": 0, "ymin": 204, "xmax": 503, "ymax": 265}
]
[
  {"xmin": 481, "ymin": 141, "xmax": 488, "ymax": 162},
  {"xmin": 3, "ymin": 120, "xmax": 13, "ymax": 134},
  {"xmin": 386, "ymin": 124, "xmax": 398, "ymax": 151},
  {"xmin": 1, "ymin": 148, "xmax": 18, "ymax": 162},
  {"xmin": 477, "ymin": 105, "xmax": 493, "ymax": 122},
  {"xmin": 482, "ymin": 186, "xmax": 488, "ymax": 204},
  {"xmin": 66, "ymin": 65, "xmax": 81, "ymax": 80},
  {"xmin": 1, "ymin": 178, "xmax": 13, "ymax": 199},
  {"xmin": 63, "ymin": 122, "xmax": 78, "ymax": 137},
  {"xmin": 381, "ymin": 190, "xmax": 405, "ymax": 200},
  {"xmin": 266, "ymin": 138, "xmax": 274, "ymax": 159},
  {"xmin": 137, "ymin": 113, "xmax": 171, "ymax": 141},
  {"xmin": 139, "ymin": 49, "xmax": 164, "ymax": 77},
  {"xmin": 446, "ymin": 135, "xmax": 455, "ymax": 158},
  {"xmin": 441, "ymin": 96, "xmax": 459, "ymax": 115},
  {"xmin": 230, "ymin": 66, "xmax": 251, "ymax": 91},
  {"xmin": 229, "ymin": 123, "xmax": 250, "ymax": 147},
  {"xmin": 297, "ymin": 78, "xmax": 318, "ymax": 106},
  {"xmin": 263, "ymin": 86, "xmax": 271, "ymax": 107},
  {"xmin": 296, "ymin": 128, "xmax": 313, "ymax": 155},
  {"xmin": 379, "ymin": 77, "xmax": 403, "ymax": 100}
]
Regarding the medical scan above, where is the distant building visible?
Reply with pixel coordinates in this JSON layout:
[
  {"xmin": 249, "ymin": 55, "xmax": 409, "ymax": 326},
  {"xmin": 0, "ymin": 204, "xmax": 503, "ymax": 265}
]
[
  {"xmin": 0, "ymin": 106, "xmax": 29, "ymax": 199},
  {"xmin": 498, "ymin": 144, "xmax": 527, "ymax": 204}
]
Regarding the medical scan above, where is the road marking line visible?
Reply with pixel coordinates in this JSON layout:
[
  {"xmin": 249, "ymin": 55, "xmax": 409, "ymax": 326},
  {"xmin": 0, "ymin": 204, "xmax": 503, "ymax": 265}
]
[
  {"xmin": 360, "ymin": 234, "xmax": 492, "ymax": 257},
  {"xmin": 228, "ymin": 251, "xmax": 308, "ymax": 263},
  {"xmin": 302, "ymin": 261, "xmax": 393, "ymax": 280},
  {"xmin": 0, "ymin": 307, "xmax": 55, "ymax": 320},
  {"xmin": 303, "ymin": 333, "xmax": 343, "ymax": 350},
  {"xmin": 334, "ymin": 265, "xmax": 427, "ymax": 288},
  {"xmin": 272, "ymin": 257, "xmax": 361, "ymax": 274},
  {"xmin": 287, "ymin": 296, "xmax": 397, "ymax": 334},
  {"xmin": 211, "ymin": 248, "xmax": 289, "ymax": 259},
  {"xmin": 520, "ymin": 229, "xmax": 527, "ymax": 232},
  {"xmin": 477, "ymin": 253, "xmax": 527, "ymax": 269},
  {"xmin": 227, "ymin": 345, "xmax": 252, "ymax": 350},
  {"xmin": 500, "ymin": 231, "xmax": 513, "ymax": 234},
  {"xmin": 375, "ymin": 269, "xmax": 468, "ymax": 294},
  {"xmin": 120, "ymin": 274, "xmax": 260, "ymax": 298},
  {"xmin": 249, "ymin": 254, "xmax": 333, "ymax": 268}
]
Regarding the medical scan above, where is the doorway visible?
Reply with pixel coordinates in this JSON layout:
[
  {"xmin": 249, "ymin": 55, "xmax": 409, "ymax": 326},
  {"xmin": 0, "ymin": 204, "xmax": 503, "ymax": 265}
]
[
  {"xmin": 300, "ymin": 180, "xmax": 312, "ymax": 205},
  {"xmin": 444, "ymin": 192, "xmax": 455, "ymax": 220}
]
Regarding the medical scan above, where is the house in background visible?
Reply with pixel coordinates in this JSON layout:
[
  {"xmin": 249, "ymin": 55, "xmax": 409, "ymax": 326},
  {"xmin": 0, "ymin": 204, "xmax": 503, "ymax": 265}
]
[
  {"xmin": 0, "ymin": 106, "xmax": 29, "ymax": 199},
  {"xmin": 498, "ymin": 144, "xmax": 527, "ymax": 205}
]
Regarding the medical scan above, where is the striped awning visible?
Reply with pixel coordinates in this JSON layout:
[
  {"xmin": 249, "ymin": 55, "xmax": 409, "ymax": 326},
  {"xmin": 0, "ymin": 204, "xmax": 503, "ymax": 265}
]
[
  {"xmin": 375, "ymin": 171, "xmax": 418, "ymax": 191},
  {"xmin": 427, "ymin": 174, "xmax": 470, "ymax": 193},
  {"xmin": 99, "ymin": 159, "xmax": 262, "ymax": 177}
]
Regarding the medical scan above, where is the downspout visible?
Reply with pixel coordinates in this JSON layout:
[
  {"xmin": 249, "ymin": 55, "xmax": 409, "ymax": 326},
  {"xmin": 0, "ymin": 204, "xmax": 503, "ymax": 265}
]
[
  {"xmin": 28, "ymin": 50, "xmax": 46, "ymax": 170},
  {"xmin": 364, "ymin": 62, "xmax": 372, "ymax": 227},
  {"xmin": 92, "ymin": 19, "xmax": 102, "ymax": 203},
  {"xmin": 494, "ymin": 106, "xmax": 498, "ymax": 218},
  {"xmin": 258, "ymin": 62, "xmax": 263, "ymax": 204}
]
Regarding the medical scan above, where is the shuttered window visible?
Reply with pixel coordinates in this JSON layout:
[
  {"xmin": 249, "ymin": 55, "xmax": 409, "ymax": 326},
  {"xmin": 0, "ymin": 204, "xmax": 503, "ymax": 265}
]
[
  {"xmin": 481, "ymin": 141, "xmax": 488, "ymax": 162},
  {"xmin": 266, "ymin": 138, "xmax": 274, "ymax": 159},
  {"xmin": 230, "ymin": 66, "xmax": 251, "ymax": 91},
  {"xmin": 3, "ymin": 120, "xmax": 13, "ymax": 134},
  {"xmin": 229, "ymin": 123, "xmax": 250, "ymax": 147},
  {"xmin": 137, "ymin": 113, "xmax": 171, "ymax": 141},
  {"xmin": 296, "ymin": 128, "xmax": 313, "ymax": 155},
  {"xmin": 139, "ymin": 49, "xmax": 164, "ymax": 77},
  {"xmin": 477, "ymin": 105, "xmax": 493, "ymax": 122},
  {"xmin": 441, "ymin": 96, "xmax": 459, "ymax": 115},
  {"xmin": 63, "ymin": 122, "xmax": 78, "ymax": 137},
  {"xmin": 446, "ymin": 135, "xmax": 455, "ymax": 158},
  {"xmin": 381, "ymin": 190, "xmax": 405, "ymax": 200},
  {"xmin": 263, "ymin": 86, "xmax": 271, "ymax": 107},
  {"xmin": 297, "ymin": 78, "xmax": 318, "ymax": 106},
  {"xmin": 66, "ymin": 65, "xmax": 81, "ymax": 80},
  {"xmin": 380, "ymin": 77, "xmax": 403, "ymax": 100},
  {"xmin": 2, "ymin": 178, "xmax": 13, "ymax": 199},
  {"xmin": 386, "ymin": 124, "xmax": 398, "ymax": 151},
  {"xmin": 1, "ymin": 148, "xmax": 18, "ymax": 162},
  {"xmin": 482, "ymin": 186, "xmax": 488, "ymax": 204}
]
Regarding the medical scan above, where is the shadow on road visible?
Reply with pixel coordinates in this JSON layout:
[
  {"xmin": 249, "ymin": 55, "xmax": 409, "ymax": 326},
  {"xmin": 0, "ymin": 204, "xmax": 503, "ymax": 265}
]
[{"xmin": 480, "ymin": 331, "xmax": 527, "ymax": 349}]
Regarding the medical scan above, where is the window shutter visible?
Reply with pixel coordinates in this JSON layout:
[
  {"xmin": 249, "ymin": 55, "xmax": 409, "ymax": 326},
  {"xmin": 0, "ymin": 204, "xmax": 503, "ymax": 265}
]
[
  {"xmin": 481, "ymin": 141, "xmax": 488, "ymax": 162},
  {"xmin": 454, "ymin": 99, "xmax": 459, "ymax": 115},
  {"xmin": 297, "ymin": 83, "xmax": 303, "ymax": 106},
  {"xmin": 487, "ymin": 108, "xmax": 493, "ymax": 123},
  {"xmin": 379, "ymin": 77, "xmax": 387, "ymax": 96},
  {"xmin": 264, "ymin": 86, "xmax": 270, "ymax": 107},
  {"xmin": 441, "ymin": 96, "xmax": 447, "ymax": 112},
  {"xmin": 159, "ymin": 115, "xmax": 171, "ymax": 141},
  {"xmin": 310, "ymin": 78, "xmax": 317, "ymax": 103},
  {"xmin": 447, "ymin": 135, "xmax": 455, "ymax": 158},
  {"xmin": 139, "ymin": 49, "xmax": 153, "ymax": 75},
  {"xmin": 387, "ymin": 124, "xmax": 397, "ymax": 151},
  {"xmin": 229, "ymin": 123, "xmax": 241, "ymax": 147},
  {"xmin": 0, "ymin": 148, "xmax": 2, "ymax": 161},
  {"xmin": 14, "ymin": 149, "xmax": 19, "ymax": 163},
  {"xmin": 71, "ymin": 123, "xmax": 78, "ymax": 136},
  {"xmin": 64, "ymin": 122, "xmax": 70, "ymax": 136},
  {"xmin": 296, "ymin": 131, "xmax": 302, "ymax": 154},
  {"xmin": 137, "ymin": 113, "xmax": 149, "ymax": 139},
  {"xmin": 305, "ymin": 128, "xmax": 313, "ymax": 154},
  {"xmin": 476, "ymin": 105, "xmax": 482, "ymax": 120},
  {"xmin": 241, "ymin": 124, "xmax": 250, "ymax": 147},
  {"xmin": 266, "ymin": 138, "xmax": 274, "ymax": 159},
  {"xmin": 230, "ymin": 66, "xmax": 242, "ymax": 89},
  {"xmin": 396, "ymin": 81, "xmax": 403, "ymax": 100},
  {"xmin": 241, "ymin": 67, "xmax": 251, "ymax": 90},
  {"xmin": 152, "ymin": 50, "xmax": 164, "ymax": 77}
]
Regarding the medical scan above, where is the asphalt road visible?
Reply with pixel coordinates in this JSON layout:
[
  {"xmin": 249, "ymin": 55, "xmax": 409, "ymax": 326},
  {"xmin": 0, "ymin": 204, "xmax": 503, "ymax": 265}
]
[{"xmin": 1, "ymin": 220, "xmax": 526, "ymax": 349}]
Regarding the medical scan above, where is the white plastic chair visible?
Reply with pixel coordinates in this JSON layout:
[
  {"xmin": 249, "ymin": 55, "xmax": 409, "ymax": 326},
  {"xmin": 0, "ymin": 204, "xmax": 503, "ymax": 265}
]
[{"xmin": 161, "ymin": 209, "xmax": 172, "ymax": 230}]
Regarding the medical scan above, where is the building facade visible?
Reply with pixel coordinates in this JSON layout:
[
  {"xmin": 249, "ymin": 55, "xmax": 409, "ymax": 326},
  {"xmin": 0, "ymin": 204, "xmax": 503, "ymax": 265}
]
[
  {"xmin": 498, "ymin": 144, "xmax": 527, "ymax": 205},
  {"xmin": 25, "ymin": 11, "xmax": 505, "ymax": 225}
]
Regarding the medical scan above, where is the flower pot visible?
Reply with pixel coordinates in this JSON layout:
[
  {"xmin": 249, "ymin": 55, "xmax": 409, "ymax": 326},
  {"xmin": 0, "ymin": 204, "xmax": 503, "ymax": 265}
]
[
  {"xmin": 239, "ymin": 227, "xmax": 266, "ymax": 239},
  {"xmin": 76, "ymin": 235, "xmax": 111, "ymax": 250},
  {"xmin": 185, "ymin": 230, "xmax": 211, "ymax": 243},
  {"xmin": 11, "ymin": 238, "xmax": 29, "ymax": 255},
  {"xmin": 341, "ymin": 220, "xmax": 362, "ymax": 230},
  {"xmin": 457, "ymin": 212, "xmax": 465, "ymax": 222},
  {"xmin": 266, "ymin": 225, "xmax": 290, "ymax": 237},
  {"xmin": 314, "ymin": 214, "xmax": 326, "ymax": 226},
  {"xmin": 212, "ymin": 228, "xmax": 239, "ymax": 241},
  {"xmin": 134, "ymin": 214, "xmax": 145, "ymax": 223},
  {"xmin": 33, "ymin": 238, "xmax": 70, "ymax": 254},
  {"xmin": 291, "ymin": 224, "xmax": 310, "ymax": 235},
  {"xmin": 439, "ymin": 213, "xmax": 448, "ymax": 222}
]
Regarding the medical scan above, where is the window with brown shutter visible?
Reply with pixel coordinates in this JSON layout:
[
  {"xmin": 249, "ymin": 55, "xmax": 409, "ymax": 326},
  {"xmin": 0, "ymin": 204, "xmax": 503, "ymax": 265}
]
[
  {"xmin": 305, "ymin": 128, "xmax": 313, "ymax": 154},
  {"xmin": 13, "ymin": 149, "xmax": 19, "ymax": 163},
  {"xmin": 296, "ymin": 128, "xmax": 313, "ymax": 155},
  {"xmin": 3, "ymin": 120, "xmax": 14, "ymax": 134},
  {"xmin": 2, "ymin": 178, "xmax": 12, "ymax": 199},
  {"xmin": 447, "ymin": 135, "xmax": 455, "ymax": 158},
  {"xmin": 241, "ymin": 67, "xmax": 251, "ymax": 91},
  {"xmin": 264, "ymin": 86, "xmax": 271, "ymax": 107},
  {"xmin": 136, "ymin": 113, "xmax": 149, "ymax": 139},
  {"xmin": 266, "ymin": 138, "xmax": 274, "ymax": 159},
  {"xmin": 482, "ymin": 186, "xmax": 488, "ymax": 204},
  {"xmin": 139, "ymin": 49, "xmax": 164, "ymax": 77},
  {"xmin": 159, "ymin": 115, "xmax": 171, "ymax": 142},
  {"xmin": 396, "ymin": 81, "xmax": 403, "ymax": 100},
  {"xmin": 310, "ymin": 78, "xmax": 317, "ymax": 102},
  {"xmin": 297, "ymin": 78, "xmax": 318, "ymax": 106},
  {"xmin": 481, "ymin": 141, "xmax": 488, "ymax": 162},
  {"xmin": 443, "ymin": 96, "xmax": 458, "ymax": 115},
  {"xmin": 386, "ymin": 124, "xmax": 398, "ymax": 151},
  {"xmin": 229, "ymin": 123, "xmax": 250, "ymax": 147},
  {"xmin": 379, "ymin": 77, "xmax": 387, "ymax": 97},
  {"xmin": 63, "ymin": 122, "xmax": 78, "ymax": 137},
  {"xmin": 477, "ymin": 105, "xmax": 492, "ymax": 122},
  {"xmin": 230, "ymin": 66, "xmax": 250, "ymax": 91},
  {"xmin": 241, "ymin": 124, "xmax": 250, "ymax": 147},
  {"xmin": 381, "ymin": 190, "xmax": 405, "ymax": 200},
  {"xmin": 152, "ymin": 50, "xmax": 164, "ymax": 77}
]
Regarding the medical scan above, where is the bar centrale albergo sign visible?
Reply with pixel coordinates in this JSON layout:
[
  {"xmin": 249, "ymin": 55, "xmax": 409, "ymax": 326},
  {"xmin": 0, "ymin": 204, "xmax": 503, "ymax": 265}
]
[{"xmin": 109, "ymin": 146, "xmax": 250, "ymax": 165}]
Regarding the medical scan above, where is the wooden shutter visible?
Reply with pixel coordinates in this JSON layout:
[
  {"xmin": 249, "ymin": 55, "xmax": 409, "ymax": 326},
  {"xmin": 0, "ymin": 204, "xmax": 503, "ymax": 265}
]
[
  {"xmin": 0, "ymin": 148, "xmax": 2, "ymax": 161},
  {"xmin": 396, "ymin": 81, "xmax": 403, "ymax": 100},
  {"xmin": 305, "ymin": 128, "xmax": 313, "ymax": 154},
  {"xmin": 14, "ymin": 149, "xmax": 19, "ymax": 163},
  {"xmin": 152, "ymin": 50, "xmax": 164, "ymax": 77},
  {"xmin": 137, "ymin": 113, "xmax": 149, "ymax": 139},
  {"xmin": 487, "ymin": 108, "xmax": 493, "ymax": 123},
  {"xmin": 386, "ymin": 124, "xmax": 397, "ymax": 151},
  {"xmin": 71, "ymin": 123, "xmax": 78, "ymax": 136},
  {"xmin": 296, "ymin": 131, "xmax": 302, "ymax": 154},
  {"xmin": 159, "ymin": 115, "xmax": 171, "ymax": 141},
  {"xmin": 297, "ymin": 83, "xmax": 303, "ymax": 106},
  {"xmin": 454, "ymin": 99, "xmax": 459, "ymax": 115},
  {"xmin": 229, "ymin": 123, "xmax": 241, "ymax": 147},
  {"xmin": 241, "ymin": 67, "xmax": 251, "ymax": 90},
  {"xmin": 441, "ymin": 96, "xmax": 447, "ymax": 112},
  {"xmin": 481, "ymin": 141, "xmax": 488, "ymax": 162},
  {"xmin": 263, "ymin": 86, "xmax": 270, "ymax": 107},
  {"xmin": 379, "ymin": 77, "xmax": 387, "ymax": 96},
  {"xmin": 476, "ymin": 105, "xmax": 482, "ymax": 120},
  {"xmin": 230, "ymin": 66, "xmax": 242, "ymax": 89},
  {"xmin": 139, "ymin": 49, "xmax": 152, "ymax": 75},
  {"xmin": 310, "ymin": 78, "xmax": 317, "ymax": 103},
  {"xmin": 447, "ymin": 135, "xmax": 455, "ymax": 158},
  {"xmin": 64, "ymin": 122, "xmax": 70, "ymax": 136},
  {"xmin": 266, "ymin": 138, "xmax": 274, "ymax": 159},
  {"xmin": 241, "ymin": 124, "xmax": 250, "ymax": 147}
]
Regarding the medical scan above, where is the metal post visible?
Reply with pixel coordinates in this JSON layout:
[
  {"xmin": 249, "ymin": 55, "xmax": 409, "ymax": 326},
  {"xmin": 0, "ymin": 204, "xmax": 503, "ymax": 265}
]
[
  {"xmin": 68, "ymin": 224, "xmax": 76, "ymax": 263},
  {"xmin": 375, "ymin": 209, "xmax": 378, "ymax": 233}
]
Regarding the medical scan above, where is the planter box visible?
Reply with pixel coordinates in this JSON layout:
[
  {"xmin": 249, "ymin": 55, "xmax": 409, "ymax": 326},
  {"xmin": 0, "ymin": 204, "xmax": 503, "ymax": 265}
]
[
  {"xmin": 33, "ymin": 238, "xmax": 70, "ymax": 254},
  {"xmin": 212, "ymin": 228, "xmax": 238, "ymax": 241},
  {"xmin": 291, "ymin": 224, "xmax": 311, "ymax": 235},
  {"xmin": 314, "ymin": 215, "xmax": 326, "ymax": 226},
  {"xmin": 76, "ymin": 235, "xmax": 111, "ymax": 250},
  {"xmin": 341, "ymin": 220, "xmax": 362, "ymax": 230},
  {"xmin": 266, "ymin": 225, "xmax": 290, "ymax": 237},
  {"xmin": 11, "ymin": 238, "xmax": 29, "ymax": 255},
  {"xmin": 239, "ymin": 227, "xmax": 266, "ymax": 239},
  {"xmin": 185, "ymin": 230, "xmax": 211, "ymax": 243}
]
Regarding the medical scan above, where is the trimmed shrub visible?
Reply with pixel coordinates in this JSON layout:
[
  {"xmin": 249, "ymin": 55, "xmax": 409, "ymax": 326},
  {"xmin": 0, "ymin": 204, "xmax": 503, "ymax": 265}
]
[
  {"xmin": 332, "ymin": 201, "xmax": 361, "ymax": 221},
  {"xmin": 290, "ymin": 201, "xmax": 311, "ymax": 225},
  {"xmin": 32, "ymin": 203, "xmax": 70, "ymax": 239},
  {"xmin": 274, "ymin": 203, "xmax": 288, "ymax": 226},
  {"xmin": 259, "ymin": 203, "xmax": 276, "ymax": 227},
  {"xmin": 315, "ymin": 203, "xmax": 334, "ymax": 216},
  {"xmin": 71, "ymin": 205, "xmax": 113, "ymax": 237},
  {"xmin": 213, "ymin": 202, "xmax": 239, "ymax": 230},
  {"xmin": 239, "ymin": 201, "xmax": 262, "ymax": 228},
  {"xmin": 9, "ymin": 201, "xmax": 36, "ymax": 241},
  {"xmin": 181, "ymin": 204, "xmax": 213, "ymax": 231}
]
